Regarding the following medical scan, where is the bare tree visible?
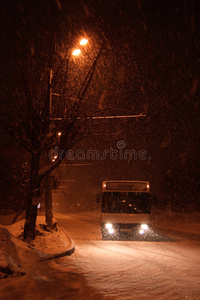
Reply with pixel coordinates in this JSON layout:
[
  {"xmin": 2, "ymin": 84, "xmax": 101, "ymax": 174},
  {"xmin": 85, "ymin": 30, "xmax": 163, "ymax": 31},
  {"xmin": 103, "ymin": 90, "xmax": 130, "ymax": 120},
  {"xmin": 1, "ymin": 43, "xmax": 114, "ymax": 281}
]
[
  {"xmin": 9, "ymin": 43, "xmax": 104, "ymax": 240},
  {"xmin": 0, "ymin": 0, "xmax": 105, "ymax": 239},
  {"xmin": 0, "ymin": 1, "xmax": 142, "ymax": 239}
]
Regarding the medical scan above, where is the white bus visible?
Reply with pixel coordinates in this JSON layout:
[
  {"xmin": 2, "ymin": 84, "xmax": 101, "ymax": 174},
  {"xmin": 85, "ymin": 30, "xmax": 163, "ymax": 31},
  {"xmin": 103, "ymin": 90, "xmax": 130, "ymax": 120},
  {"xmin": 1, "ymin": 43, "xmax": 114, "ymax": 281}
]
[{"xmin": 101, "ymin": 180, "xmax": 152, "ymax": 239}]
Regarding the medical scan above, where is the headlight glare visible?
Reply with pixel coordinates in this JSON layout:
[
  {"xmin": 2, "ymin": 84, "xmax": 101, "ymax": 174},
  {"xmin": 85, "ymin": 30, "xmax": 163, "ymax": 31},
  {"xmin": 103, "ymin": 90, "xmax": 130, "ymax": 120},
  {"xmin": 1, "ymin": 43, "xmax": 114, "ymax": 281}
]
[
  {"xmin": 141, "ymin": 224, "xmax": 148, "ymax": 230},
  {"xmin": 105, "ymin": 223, "xmax": 112, "ymax": 229}
]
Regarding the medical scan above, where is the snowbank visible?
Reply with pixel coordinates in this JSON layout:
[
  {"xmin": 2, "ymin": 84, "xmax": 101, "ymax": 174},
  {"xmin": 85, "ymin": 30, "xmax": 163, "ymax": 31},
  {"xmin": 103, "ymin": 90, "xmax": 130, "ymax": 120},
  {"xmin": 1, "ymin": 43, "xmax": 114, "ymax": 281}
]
[
  {"xmin": 0, "ymin": 226, "xmax": 26, "ymax": 278},
  {"xmin": 0, "ymin": 216, "xmax": 72, "ymax": 279}
]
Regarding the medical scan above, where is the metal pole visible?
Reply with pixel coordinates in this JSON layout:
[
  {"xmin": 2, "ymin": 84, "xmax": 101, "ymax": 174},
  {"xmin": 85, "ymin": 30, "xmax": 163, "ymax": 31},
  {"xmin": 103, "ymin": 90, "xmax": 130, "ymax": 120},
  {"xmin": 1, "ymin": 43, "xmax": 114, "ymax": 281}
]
[{"xmin": 49, "ymin": 69, "xmax": 53, "ymax": 118}]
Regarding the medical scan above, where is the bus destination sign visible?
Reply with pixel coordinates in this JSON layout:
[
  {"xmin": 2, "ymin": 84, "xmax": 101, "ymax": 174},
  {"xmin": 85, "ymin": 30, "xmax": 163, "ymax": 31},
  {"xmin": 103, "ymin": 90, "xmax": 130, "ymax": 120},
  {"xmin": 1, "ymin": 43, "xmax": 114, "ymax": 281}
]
[{"xmin": 106, "ymin": 181, "xmax": 148, "ymax": 192}]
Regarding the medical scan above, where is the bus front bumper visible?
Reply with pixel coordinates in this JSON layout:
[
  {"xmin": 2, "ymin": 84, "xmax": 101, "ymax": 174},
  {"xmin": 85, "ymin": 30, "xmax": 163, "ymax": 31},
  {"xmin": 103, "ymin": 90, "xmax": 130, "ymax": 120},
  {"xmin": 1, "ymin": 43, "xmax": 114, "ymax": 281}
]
[{"xmin": 101, "ymin": 222, "xmax": 150, "ymax": 238}]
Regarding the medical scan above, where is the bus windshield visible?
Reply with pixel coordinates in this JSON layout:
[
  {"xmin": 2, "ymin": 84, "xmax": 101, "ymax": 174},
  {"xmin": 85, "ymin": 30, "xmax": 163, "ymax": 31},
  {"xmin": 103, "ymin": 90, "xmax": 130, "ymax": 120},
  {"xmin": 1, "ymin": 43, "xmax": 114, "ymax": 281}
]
[{"xmin": 102, "ymin": 192, "xmax": 151, "ymax": 214}]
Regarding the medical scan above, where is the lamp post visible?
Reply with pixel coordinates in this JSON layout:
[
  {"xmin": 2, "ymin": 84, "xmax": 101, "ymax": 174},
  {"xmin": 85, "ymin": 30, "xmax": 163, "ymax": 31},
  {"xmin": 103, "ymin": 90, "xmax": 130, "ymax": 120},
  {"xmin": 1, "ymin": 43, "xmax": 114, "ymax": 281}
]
[
  {"xmin": 46, "ymin": 38, "xmax": 89, "ymax": 227},
  {"xmin": 49, "ymin": 38, "xmax": 89, "ymax": 118}
]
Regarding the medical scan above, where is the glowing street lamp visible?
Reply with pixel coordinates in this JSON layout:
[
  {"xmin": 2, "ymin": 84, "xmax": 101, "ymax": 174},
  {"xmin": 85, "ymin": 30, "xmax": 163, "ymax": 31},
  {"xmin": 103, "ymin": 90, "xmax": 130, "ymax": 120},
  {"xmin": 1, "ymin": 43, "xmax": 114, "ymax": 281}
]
[
  {"xmin": 72, "ymin": 49, "xmax": 81, "ymax": 56},
  {"xmin": 80, "ymin": 38, "xmax": 88, "ymax": 45},
  {"xmin": 72, "ymin": 38, "xmax": 88, "ymax": 56}
]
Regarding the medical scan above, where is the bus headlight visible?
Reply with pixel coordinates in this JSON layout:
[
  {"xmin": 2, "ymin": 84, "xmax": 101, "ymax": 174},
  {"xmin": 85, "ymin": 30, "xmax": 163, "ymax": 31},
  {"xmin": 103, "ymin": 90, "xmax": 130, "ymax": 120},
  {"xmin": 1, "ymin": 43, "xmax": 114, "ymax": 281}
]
[
  {"xmin": 105, "ymin": 223, "xmax": 112, "ymax": 229},
  {"xmin": 105, "ymin": 223, "xmax": 115, "ymax": 234},
  {"xmin": 139, "ymin": 224, "xmax": 149, "ymax": 234},
  {"xmin": 141, "ymin": 224, "xmax": 148, "ymax": 230}
]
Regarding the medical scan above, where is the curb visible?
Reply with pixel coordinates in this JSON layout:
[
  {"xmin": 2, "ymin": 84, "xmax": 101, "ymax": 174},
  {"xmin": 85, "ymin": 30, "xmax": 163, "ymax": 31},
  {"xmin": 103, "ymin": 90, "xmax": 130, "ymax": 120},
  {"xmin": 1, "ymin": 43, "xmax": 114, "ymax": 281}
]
[
  {"xmin": 39, "ymin": 221, "xmax": 75, "ymax": 261},
  {"xmin": 39, "ymin": 238, "xmax": 75, "ymax": 261}
]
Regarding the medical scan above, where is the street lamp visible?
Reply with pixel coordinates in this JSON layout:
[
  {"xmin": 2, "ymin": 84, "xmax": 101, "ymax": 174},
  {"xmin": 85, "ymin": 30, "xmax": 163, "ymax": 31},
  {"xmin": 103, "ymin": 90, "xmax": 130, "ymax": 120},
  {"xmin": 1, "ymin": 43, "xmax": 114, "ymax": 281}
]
[
  {"xmin": 51, "ymin": 37, "xmax": 89, "ymax": 114},
  {"xmin": 72, "ymin": 49, "xmax": 81, "ymax": 56},
  {"xmin": 80, "ymin": 38, "xmax": 88, "ymax": 45},
  {"xmin": 72, "ymin": 38, "xmax": 88, "ymax": 56}
]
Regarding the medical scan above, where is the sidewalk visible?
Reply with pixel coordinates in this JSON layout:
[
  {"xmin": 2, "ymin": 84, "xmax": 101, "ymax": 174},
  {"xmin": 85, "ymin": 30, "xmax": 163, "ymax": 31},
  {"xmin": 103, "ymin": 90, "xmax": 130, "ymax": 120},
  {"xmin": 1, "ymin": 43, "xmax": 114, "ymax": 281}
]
[
  {"xmin": 38, "ymin": 219, "xmax": 75, "ymax": 260},
  {"xmin": 0, "ymin": 215, "xmax": 75, "ymax": 263}
]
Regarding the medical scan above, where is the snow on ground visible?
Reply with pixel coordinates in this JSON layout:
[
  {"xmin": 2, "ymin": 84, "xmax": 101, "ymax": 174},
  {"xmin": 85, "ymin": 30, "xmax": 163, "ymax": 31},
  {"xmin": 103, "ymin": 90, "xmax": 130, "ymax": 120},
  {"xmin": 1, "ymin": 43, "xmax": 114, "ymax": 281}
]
[
  {"xmin": 151, "ymin": 210, "xmax": 200, "ymax": 237},
  {"xmin": 0, "ymin": 214, "xmax": 105, "ymax": 300},
  {"xmin": 0, "ymin": 215, "xmax": 71, "ymax": 279},
  {"xmin": 0, "ymin": 210, "xmax": 200, "ymax": 300},
  {"xmin": 56, "ymin": 210, "xmax": 200, "ymax": 300}
]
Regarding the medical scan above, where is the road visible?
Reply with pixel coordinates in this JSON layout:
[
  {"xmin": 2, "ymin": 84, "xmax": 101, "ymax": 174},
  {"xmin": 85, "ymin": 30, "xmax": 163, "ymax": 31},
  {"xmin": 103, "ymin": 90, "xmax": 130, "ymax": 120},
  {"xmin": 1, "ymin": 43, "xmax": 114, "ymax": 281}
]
[{"xmin": 55, "ymin": 211, "xmax": 200, "ymax": 300}]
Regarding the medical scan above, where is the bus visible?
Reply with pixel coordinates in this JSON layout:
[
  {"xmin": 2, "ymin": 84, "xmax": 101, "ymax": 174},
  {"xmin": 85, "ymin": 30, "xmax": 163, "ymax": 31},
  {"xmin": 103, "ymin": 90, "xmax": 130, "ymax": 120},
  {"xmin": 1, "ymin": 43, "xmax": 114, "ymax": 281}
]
[{"xmin": 101, "ymin": 180, "xmax": 152, "ymax": 239}]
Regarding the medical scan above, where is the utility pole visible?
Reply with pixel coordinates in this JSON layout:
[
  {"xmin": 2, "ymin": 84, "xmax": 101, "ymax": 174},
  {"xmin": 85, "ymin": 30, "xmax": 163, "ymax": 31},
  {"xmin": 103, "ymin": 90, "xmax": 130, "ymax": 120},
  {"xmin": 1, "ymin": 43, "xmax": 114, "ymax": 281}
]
[{"xmin": 45, "ymin": 68, "xmax": 53, "ymax": 228}]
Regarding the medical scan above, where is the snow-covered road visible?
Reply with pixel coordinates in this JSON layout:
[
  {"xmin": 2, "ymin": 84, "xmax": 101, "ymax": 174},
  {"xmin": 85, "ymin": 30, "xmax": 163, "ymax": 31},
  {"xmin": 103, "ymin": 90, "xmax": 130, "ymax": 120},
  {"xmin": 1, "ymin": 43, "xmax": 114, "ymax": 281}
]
[{"xmin": 56, "ymin": 211, "xmax": 200, "ymax": 300}]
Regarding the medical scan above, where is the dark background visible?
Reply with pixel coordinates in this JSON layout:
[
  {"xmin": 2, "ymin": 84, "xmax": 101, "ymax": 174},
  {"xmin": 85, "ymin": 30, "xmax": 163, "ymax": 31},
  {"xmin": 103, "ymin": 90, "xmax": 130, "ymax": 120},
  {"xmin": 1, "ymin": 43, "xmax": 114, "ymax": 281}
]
[{"xmin": 0, "ymin": 0, "xmax": 200, "ymax": 212}]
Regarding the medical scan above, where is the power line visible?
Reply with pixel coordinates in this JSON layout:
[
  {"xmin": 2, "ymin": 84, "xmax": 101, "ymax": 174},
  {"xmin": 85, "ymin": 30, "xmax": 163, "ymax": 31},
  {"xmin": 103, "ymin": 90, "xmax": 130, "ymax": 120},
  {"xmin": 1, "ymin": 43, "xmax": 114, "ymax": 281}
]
[
  {"xmin": 84, "ymin": 114, "xmax": 146, "ymax": 120},
  {"xmin": 53, "ymin": 114, "xmax": 146, "ymax": 121}
]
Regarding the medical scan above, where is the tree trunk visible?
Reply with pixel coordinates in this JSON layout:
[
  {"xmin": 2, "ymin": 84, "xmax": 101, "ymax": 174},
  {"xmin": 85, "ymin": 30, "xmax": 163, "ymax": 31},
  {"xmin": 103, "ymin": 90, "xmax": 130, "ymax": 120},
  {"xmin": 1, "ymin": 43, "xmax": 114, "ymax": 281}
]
[
  {"xmin": 24, "ymin": 152, "xmax": 40, "ymax": 240},
  {"xmin": 45, "ymin": 175, "xmax": 53, "ymax": 228}
]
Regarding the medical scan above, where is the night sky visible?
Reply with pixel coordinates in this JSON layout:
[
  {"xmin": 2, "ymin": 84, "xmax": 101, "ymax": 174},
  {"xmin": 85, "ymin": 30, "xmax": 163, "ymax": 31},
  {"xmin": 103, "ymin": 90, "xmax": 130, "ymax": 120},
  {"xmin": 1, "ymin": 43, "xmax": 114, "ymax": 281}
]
[{"xmin": 0, "ymin": 0, "xmax": 200, "ymax": 211}]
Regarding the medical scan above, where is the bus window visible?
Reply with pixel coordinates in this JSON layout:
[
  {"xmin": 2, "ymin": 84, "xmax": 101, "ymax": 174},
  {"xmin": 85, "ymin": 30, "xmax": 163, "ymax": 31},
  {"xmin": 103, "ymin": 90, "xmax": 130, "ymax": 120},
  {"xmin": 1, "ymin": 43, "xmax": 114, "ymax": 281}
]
[{"xmin": 102, "ymin": 192, "xmax": 151, "ymax": 214}]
